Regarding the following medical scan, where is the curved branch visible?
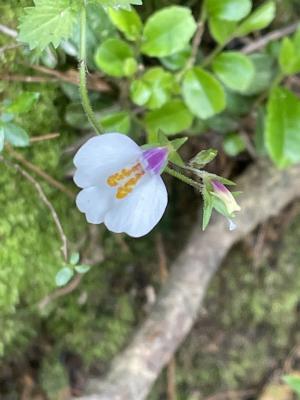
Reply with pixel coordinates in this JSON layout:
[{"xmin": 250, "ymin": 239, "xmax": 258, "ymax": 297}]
[{"xmin": 77, "ymin": 160, "xmax": 300, "ymax": 400}]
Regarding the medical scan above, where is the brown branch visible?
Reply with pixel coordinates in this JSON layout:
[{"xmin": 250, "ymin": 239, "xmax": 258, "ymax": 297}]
[
  {"xmin": 2, "ymin": 158, "xmax": 68, "ymax": 262},
  {"xmin": 76, "ymin": 160, "xmax": 300, "ymax": 400},
  {"xmin": 7, "ymin": 146, "xmax": 75, "ymax": 200},
  {"xmin": 38, "ymin": 274, "xmax": 82, "ymax": 310},
  {"xmin": 0, "ymin": 74, "xmax": 58, "ymax": 84},
  {"xmin": 241, "ymin": 22, "xmax": 299, "ymax": 54},
  {"xmin": 30, "ymin": 133, "xmax": 60, "ymax": 143},
  {"xmin": 0, "ymin": 23, "xmax": 17, "ymax": 38}
]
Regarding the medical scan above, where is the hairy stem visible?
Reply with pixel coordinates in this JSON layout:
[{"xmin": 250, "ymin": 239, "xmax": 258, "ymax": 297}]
[
  {"xmin": 165, "ymin": 166, "xmax": 200, "ymax": 190},
  {"xmin": 79, "ymin": 4, "xmax": 103, "ymax": 134}
]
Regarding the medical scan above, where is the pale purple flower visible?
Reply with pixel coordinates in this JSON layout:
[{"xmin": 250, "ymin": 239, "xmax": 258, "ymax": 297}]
[{"xmin": 73, "ymin": 133, "xmax": 168, "ymax": 237}]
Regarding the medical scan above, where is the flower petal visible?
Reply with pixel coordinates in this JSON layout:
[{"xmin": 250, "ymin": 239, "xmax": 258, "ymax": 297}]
[
  {"xmin": 74, "ymin": 133, "xmax": 142, "ymax": 169},
  {"xmin": 104, "ymin": 175, "xmax": 168, "ymax": 237},
  {"xmin": 76, "ymin": 185, "xmax": 113, "ymax": 224}
]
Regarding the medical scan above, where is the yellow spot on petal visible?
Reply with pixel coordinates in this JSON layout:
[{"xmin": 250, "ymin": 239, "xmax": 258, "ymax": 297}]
[{"xmin": 106, "ymin": 163, "xmax": 145, "ymax": 199}]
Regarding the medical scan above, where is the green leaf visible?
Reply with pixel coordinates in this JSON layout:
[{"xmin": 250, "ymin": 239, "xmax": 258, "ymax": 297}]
[
  {"xmin": 92, "ymin": 0, "xmax": 142, "ymax": 10},
  {"xmin": 160, "ymin": 47, "xmax": 192, "ymax": 71},
  {"xmin": 145, "ymin": 100, "xmax": 193, "ymax": 135},
  {"xmin": 130, "ymin": 80, "xmax": 151, "ymax": 106},
  {"xmin": 108, "ymin": 7, "xmax": 142, "ymax": 40},
  {"xmin": 202, "ymin": 186, "xmax": 213, "ymax": 230},
  {"xmin": 0, "ymin": 123, "xmax": 30, "ymax": 147},
  {"xmin": 182, "ymin": 67, "xmax": 226, "ymax": 119},
  {"xmin": 141, "ymin": 6, "xmax": 197, "ymax": 57},
  {"xmin": 18, "ymin": 0, "xmax": 78, "ymax": 50},
  {"xmin": 208, "ymin": 18, "xmax": 237, "ymax": 45},
  {"xmin": 171, "ymin": 137, "xmax": 188, "ymax": 151},
  {"xmin": 236, "ymin": 1, "xmax": 276, "ymax": 36},
  {"xmin": 205, "ymin": 0, "xmax": 252, "ymax": 21},
  {"xmin": 131, "ymin": 67, "xmax": 174, "ymax": 109},
  {"xmin": 6, "ymin": 92, "xmax": 40, "ymax": 114},
  {"xmin": 265, "ymin": 87, "xmax": 300, "ymax": 168},
  {"xmin": 242, "ymin": 53, "xmax": 275, "ymax": 95},
  {"xmin": 75, "ymin": 265, "xmax": 91, "ymax": 274},
  {"xmin": 190, "ymin": 149, "xmax": 218, "ymax": 167},
  {"xmin": 123, "ymin": 57, "xmax": 138, "ymax": 77},
  {"xmin": 279, "ymin": 37, "xmax": 300, "ymax": 75},
  {"xmin": 223, "ymin": 133, "xmax": 246, "ymax": 156},
  {"xmin": 282, "ymin": 375, "xmax": 300, "ymax": 395},
  {"xmin": 255, "ymin": 107, "xmax": 267, "ymax": 155},
  {"xmin": 94, "ymin": 38, "xmax": 134, "ymax": 77},
  {"xmin": 55, "ymin": 267, "xmax": 74, "ymax": 287},
  {"xmin": 212, "ymin": 51, "xmax": 255, "ymax": 92},
  {"xmin": 101, "ymin": 111, "xmax": 131, "ymax": 134},
  {"xmin": 0, "ymin": 131, "xmax": 4, "ymax": 153},
  {"xmin": 69, "ymin": 252, "xmax": 80, "ymax": 266}
]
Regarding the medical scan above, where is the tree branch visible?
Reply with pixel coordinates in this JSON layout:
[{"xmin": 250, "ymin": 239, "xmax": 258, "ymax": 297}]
[{"xmin": 76, "ymin": 160, "xmax": 300, "ymax": 400}]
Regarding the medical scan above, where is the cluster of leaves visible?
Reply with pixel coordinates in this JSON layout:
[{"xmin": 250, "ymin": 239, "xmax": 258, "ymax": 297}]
[
  {"xmin": 55, "ymin": 252, "xmax": 91, "ymax": 287},
  {"xmin": 16, "ymin": 0, "xmax": 300, "ymax": 226}
]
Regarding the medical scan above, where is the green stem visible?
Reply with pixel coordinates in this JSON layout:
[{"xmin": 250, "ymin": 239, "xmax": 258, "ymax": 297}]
[
  {"xmin": 79, "ymin": 4, "xmax": 103, "ymax": 134},
  {"xmin": 164, "ymin": 166, "xmax": 201, "ymax": 190},
  {"xmin": 202, "ymin": 42, "xmax": 226, "ymax": 67}
]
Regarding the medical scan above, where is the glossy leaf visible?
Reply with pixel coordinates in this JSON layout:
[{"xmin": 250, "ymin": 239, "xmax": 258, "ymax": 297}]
[
  {"xmin": 212, "ymin": 51, "xmax": 255, "ymax": 92},
  {"xmin": 182, "ymin": 67, "xmax": 226, "ymax": 119},
  {"xmin": 100, "ymin": 111, "xmax": 131, "ymax": 134},
  {"xmin": 279, "ymin": 36, "xmax": 300, "ymax": 75},
  {"xmin": 141, "ymin": 6, "xmax": 196, "ymax": 57},
  {"xmin": 236, "ymin": 1, "xmax": 276, "ymax": 36},
  {"xmin": 145, "ymin": 100, "xmax": 193, "ymax": 135},
  {"xmin": 55, "ymin": 267, "xmax": 74, "ymax": 287},
  {"xmin": 108, "ymin": 7, "xmax": 142, "ymax": 40},
  {"xmin": 69, "ymin": 252, "xmax": 80, "ymax": 266},
  {"xmin": 265, "ymin": 87, "xmax": 300, "ymax": 168},
  {"xmin": 208, "ymin": 18, "xmax": 237, "ymax": 45},
  {"xmin": 0, "ymin": 123, "xmax": 30, "ymax": 147},
  {"xmin": 205, "ymin": 0, "xmax": 252, "ymax": 21},
  {"xmin": 94, "ymin": 38, "xmax": 134, "ymax": 77}
]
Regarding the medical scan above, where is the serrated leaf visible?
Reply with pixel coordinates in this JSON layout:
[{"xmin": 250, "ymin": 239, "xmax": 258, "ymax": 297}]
[
  {"xmin": 92, "ymin": 0, "xmax": 142, "ymax": 10},
  {"xmin": 145, "ymin": 99, "xmax": 193, "ymax": 135},
  {"xmin": 18, "ymin": 0, "xmax": 78, "ymax": 51},
  {"xmin": 182, "ymin": 67, "xmax": 226, "ymax": 119},
  {"xmin": 212, "ymin": 51, "xmax": 255, "ymax": 93},
  {"xmin": 75, "ymin": 264, "xmax": 91, "ymax": 274},
  {"xmin": 265, "ymin": 87, "xmax": 300, "ymax": 168},
  {"xmin": 141, "ymin": 6, "xmax": 197, "ymax": 57},
  {"xmin": 236, "ymin": 1, "xmax": 276, "ymax": 36},
  {"xmin": 205, "ymin": 0, "xmax": 252, "ymax": 21},
  {"xmin": 0, "ymin": 123, "xmax": 30, "ymax": 147},
  {"xmin": 69, "ymin": 252, "xmax": 80, "ymax": 265},
  {"xmin": 108, "ymin": 7, "xmax": 142, "ymax": 40},
  {"xmin": 94, "ymin": 38, "xmax": 134, "ymax": 77},
  {"xmin": 55, "ymin": 267, "xmax": 74, "ymax": 287}
]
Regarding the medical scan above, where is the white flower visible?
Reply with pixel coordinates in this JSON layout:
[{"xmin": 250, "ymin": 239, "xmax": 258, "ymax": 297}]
[{"xmin": 73, "ymin": 133, "xmax": 168, "ymax": 238}]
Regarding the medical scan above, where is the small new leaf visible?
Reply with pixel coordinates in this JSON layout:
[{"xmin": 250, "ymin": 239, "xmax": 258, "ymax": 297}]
[
  {"xmin": 18, "ymin": 0, "xmax": 79, "ymax": 50},
  {"xmin": 75, "ymin": 265, "xmax": 91, "ymax": 274},
  {"xmin": 55, "ymin": 266, "xmax": 74, "ymax": 287},
  {"xmin": 69, "ymin": 252, "xmax": 80, "ymax": 266},
  {"xmin": 189, "ymin": 149, "xmax": 218, "ymax": 168}
]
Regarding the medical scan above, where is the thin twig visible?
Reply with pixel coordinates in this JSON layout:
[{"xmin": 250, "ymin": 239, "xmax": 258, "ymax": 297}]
[
  {"xmin": 7, "ymin": 146, "xmax": 75, "ymax": 199},
  {"xmin": 1, "ymin": 74, "xmax": 58, "ymax": 84},
  {"xmin": 2, "ymin": 157, "xmax": 68, "ymax": 262},
  {"xmin": 38, "ymin": 274, "xmax": 82, "ymax": 310},
  {"xmin": 30, "ymin": 133, "xmax": 60, "ymax": 143},
  {"xmin": 241, "ymin": 22, "xmax": 299, "ymax": 54},
  {"xmin": 0, "ymin": 43, "xmax": 22, "ymax": 54},
  {"xmin": 0, "ymin": 23, "xmax": 17, "ymax": 38}
]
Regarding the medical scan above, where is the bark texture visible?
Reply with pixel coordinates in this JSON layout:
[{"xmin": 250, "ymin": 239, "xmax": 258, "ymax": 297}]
[{"xmin": 77, "ymin": 160, "xmax": 300, "ymax": 400}]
